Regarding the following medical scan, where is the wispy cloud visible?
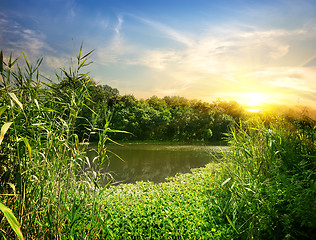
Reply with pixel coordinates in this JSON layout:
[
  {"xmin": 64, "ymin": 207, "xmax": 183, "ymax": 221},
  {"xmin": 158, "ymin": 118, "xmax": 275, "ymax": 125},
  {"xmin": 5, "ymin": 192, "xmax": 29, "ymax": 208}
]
[
  {"xmin": 20, "ymin": 29, "xmax": 54, "ymax": 55},
  {"xmin": 128, "ymin": 14, "xmax": 194, "ymax": 47},
  {"xmin": 0, "ymin": 12, "xmax": 70, "ymax": 78},
  {"xmin": 127, "ymin": 49, "xmax": 179, "ymax": 69},
  {"xmin": 98, "ymin": 18, "xmax": 110, "ymax": 30},
  {"xmin": 115, "ymin": 15, "xmax": 124, "ymax": 34},
  {"xmin": 0, "ymin": 13, "xmax": 53, "ymax": 58},
  {"xmin": 248, "ymin": 67, "xmax": 316, "ymax": 100},
  {"xmin": 270, "ymin": 77, "xmax": 316, "ymax": 93},
  {"xmin": 92, "ymin": 11, "xmax": 316, "ymax": 100},
  {"xmin": 96, "ymin": 16, "xmax": 132, "ymax": 65},
  {"xmin": 45, "ymin": 55, "xmax": 69, "ymax": 70},
  {"xmin": 54, "ymin": 0, "xmax": 77, "ymax": 21}
]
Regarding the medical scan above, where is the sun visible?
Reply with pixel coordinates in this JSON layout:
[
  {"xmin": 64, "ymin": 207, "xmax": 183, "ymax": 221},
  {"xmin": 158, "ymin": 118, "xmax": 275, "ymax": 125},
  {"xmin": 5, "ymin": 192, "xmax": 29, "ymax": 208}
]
[
  {"xmin": 243, "ymin": 92, "xmax": 267, "ymax": 112},
  {"xmin": 246, "ymin": 92, "xmax": 265, "ymax": 106}
]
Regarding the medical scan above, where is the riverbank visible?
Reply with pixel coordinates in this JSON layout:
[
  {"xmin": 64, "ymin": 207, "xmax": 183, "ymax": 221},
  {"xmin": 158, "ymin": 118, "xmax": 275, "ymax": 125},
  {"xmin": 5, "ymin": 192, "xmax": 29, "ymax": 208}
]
[{"xmin": 108, "ymin": 139, "xmax": 228, "ymax": 146}]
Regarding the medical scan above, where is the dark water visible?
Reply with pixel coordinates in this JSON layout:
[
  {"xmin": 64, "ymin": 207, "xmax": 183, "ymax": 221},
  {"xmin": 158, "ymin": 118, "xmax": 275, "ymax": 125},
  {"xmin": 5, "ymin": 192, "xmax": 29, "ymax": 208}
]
[{"xmin": 88, "ymin": 144, "xmax": 227, "ymax": 183}]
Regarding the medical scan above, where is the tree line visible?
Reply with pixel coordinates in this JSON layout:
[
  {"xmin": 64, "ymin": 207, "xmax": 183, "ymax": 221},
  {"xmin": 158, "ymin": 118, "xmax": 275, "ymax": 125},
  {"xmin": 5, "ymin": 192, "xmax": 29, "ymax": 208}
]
[{"xmin": 67, "ymin": 82, "xmax": 246, "ymax": 143}]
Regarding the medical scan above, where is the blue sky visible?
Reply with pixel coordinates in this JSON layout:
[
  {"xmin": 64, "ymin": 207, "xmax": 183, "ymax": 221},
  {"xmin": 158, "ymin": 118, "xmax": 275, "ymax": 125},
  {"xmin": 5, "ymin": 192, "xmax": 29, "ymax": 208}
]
[{"xmin": 1, "ymin": 0, "xmax": 316, "ymax": 109}]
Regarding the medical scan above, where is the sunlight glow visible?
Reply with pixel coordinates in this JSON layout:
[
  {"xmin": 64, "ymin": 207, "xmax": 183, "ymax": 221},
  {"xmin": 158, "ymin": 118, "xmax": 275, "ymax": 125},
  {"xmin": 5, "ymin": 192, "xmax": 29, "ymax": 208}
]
[
  {"xmin": 245, "ymin": 92, "xmax": 266, "ymax": 107},
  {"xmin": 242, "ymin": 92, "xmax": 268, "ymax": 113},
  {"xmin": 247, "ymin": 108, "xmax": 260, "ymax": 113}
]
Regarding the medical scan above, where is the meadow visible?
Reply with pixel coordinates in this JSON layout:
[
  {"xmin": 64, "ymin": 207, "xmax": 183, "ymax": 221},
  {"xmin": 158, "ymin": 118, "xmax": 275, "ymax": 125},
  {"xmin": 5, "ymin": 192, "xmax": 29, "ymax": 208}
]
[{"xmin": 0, "ymin": 48, "xmax": 315, "ymax": 239}]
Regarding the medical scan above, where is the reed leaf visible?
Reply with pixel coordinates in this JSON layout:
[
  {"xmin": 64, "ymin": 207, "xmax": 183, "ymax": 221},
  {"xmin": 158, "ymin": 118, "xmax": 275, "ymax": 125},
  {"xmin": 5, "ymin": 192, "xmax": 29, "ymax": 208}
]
[
  {"xmin": 0, "ymin": 105, "xmax": 8, "ymax": 117},
  {"xmin": 8, "ymin": 54, "xmax": 20, "ymax": 68},
  {"xmin": 226, "ymin": 214, "xmax": 239, "ymax": 234},
  {"xmin": 0, "ymin": 122, "xmax": 13, "ymax": 146},
  {"xmin": 8, "ymin": 92, "xmax": 23, "ymax": 110},
  {"xmin": 22, "ymin": 137, "xmax": 32, "ymax": 160},
  {"xmin": 0, "ymin": 50, "xmax": 3, "ymax": 72},
  {"xmin": 0, "ymin": 202, "xmax": 24, "ymax": 240}
]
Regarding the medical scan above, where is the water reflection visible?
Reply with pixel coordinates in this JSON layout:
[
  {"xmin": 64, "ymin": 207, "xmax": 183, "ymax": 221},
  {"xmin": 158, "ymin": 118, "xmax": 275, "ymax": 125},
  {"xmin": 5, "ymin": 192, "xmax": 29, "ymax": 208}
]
[{"xmin": 89, "ymin": 144, "xmax": 227, "ymax": 183}]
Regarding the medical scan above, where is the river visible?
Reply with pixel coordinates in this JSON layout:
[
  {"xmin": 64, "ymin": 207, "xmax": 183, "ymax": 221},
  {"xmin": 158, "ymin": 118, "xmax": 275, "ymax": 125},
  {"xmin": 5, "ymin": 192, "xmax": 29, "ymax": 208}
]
[{"xmin": 88, "ymin": 144, "xmax": 228, "ymax": 184}]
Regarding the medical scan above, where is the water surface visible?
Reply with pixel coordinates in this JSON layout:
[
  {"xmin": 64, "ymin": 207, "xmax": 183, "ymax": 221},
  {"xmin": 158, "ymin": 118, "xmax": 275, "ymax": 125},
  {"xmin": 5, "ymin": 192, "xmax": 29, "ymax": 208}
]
[{"xmin": 89, "ymin": 144, "xmax": 227, "ymax": 183}]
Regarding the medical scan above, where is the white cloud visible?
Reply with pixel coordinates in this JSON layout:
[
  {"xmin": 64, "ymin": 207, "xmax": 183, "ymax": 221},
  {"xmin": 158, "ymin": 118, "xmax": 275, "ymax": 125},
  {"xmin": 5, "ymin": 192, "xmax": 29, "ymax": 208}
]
[
  {"xmin": 68, "ymin": 9, "xmax": 76, "ymax": 21},
  {"xmin": 96, "ymin": 16, "xmax": 134, "ymax": 65},
  {"xmin": 125, "ymin": 22, "xmax": 309, "ymax": 75},
  {"xmin": 60, "ymin": 11, "xmax": 316, "ymax": 106},
  {"xmin": 128, "ymin": 14, "xmax": 194, "ymax": 47},
  {"xmin": 0, "ymin": 12, "xmax": 53, "ymax": 58},
  {"xmin": 99, "ymin": 18, "xmax": 110, "ymax": 30},
  {"xmin": 269, "ymin": 76, "xmax": 316, "ymax": 93},
  {"xmin": 19, "ymin": 29, "xmax": 52, "ymax": 55},
  {"xmin": 248, "ymin": 66, "xmax": 316, "ymax": 94},
  {"xmin": 127, "ymin": 50, "xmax": 179, "ymax": 69},
  {"xmin": 45, "ymin": 55, "xmax": 69, "ymax": 69},
  {"xmin": 115, "ymin": 15, "xmax": 124, "ymax": 34},
  {"xmin": 118, "ymin": 20, "xmax": 316, "ymax": 104}
]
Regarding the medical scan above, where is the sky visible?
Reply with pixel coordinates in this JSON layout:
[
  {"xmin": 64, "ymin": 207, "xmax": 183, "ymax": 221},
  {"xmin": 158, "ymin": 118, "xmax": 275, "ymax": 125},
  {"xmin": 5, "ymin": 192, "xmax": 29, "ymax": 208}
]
[{"xmin": 1, "ymin": 0, "xmax": 316, "ymax": 110}]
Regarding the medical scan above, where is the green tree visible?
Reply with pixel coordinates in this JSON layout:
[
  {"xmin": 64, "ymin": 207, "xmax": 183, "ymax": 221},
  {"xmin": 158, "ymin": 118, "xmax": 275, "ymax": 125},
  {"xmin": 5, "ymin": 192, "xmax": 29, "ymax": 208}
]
[{"xmin": 147, "ymin": 95, "xmax": 167, "ymax": 109}]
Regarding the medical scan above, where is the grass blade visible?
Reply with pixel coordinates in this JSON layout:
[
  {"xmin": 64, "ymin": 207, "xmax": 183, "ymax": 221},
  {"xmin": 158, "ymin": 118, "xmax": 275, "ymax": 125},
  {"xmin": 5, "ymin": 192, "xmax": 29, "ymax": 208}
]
[
  {"xmin": 221, "ymin": 177, "xmax": 231, "ymax": 187},
  {"xmin": 0, "ymin": 122, "xmax": 13, "ymax": 146},
  {"xmin": 0, "ymin": 105, "xmax": 8, "ymax": 117},
  {"xmin": 8, "ymin": 53, "xmax": 20, "ymax": 68},
  {"xmin": 9, "ymin": 92, "xmax": 23, "ymax": 110},
  {"xmin": 226, "ymin": 214, "xmax": 239, "ymax": 234},
  {"xmin": 0, "ymin": 50, "xmax": 3, "ymax": 72},
  {"xmin": 23, "ymin": 137, "xmax": 32, "ymax": 160},
  {"xmin": 0, "ymin": 202, "xmax": 24, "ymax": 240}
]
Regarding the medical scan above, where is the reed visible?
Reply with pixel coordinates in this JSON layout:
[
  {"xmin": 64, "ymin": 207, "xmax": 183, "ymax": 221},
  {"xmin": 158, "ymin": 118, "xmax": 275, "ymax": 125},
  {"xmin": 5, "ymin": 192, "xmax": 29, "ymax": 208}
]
[
  {"xmin": 0, "ymin": 46, "xmax": 114, "ymax": 239},
  {"xmin": 214, "ymin": 116, "xmax": 316, "ymax": 239}
]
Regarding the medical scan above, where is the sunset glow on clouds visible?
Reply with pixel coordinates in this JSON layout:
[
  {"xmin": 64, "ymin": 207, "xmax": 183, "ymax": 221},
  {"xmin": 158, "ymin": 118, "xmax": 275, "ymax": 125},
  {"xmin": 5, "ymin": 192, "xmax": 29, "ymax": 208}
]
[{"xmin": 1, "ymin": 0, "xmax": 316, "ymax": 109}]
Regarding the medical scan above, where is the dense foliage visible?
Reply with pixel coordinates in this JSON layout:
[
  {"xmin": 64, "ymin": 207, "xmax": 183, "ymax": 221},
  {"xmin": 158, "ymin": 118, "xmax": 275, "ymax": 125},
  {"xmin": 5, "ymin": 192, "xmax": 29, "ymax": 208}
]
[
  {"xmin": 218, "ymin": 118, "xmax": 316, "ymax": 239},
  {"xmin": 80, "ymin": 89, "xmax": 245, "ymax": 143},
  {"xmin": 54, "ymin": 78, "xmax": 245, "ymax": 144},
  {"xmin": 1, "ymin": 49, "xmax": 315, "ymax": 239},
  {"xmin": 108, "ymin": 95, "xmax": 243, "ymax": 143}
]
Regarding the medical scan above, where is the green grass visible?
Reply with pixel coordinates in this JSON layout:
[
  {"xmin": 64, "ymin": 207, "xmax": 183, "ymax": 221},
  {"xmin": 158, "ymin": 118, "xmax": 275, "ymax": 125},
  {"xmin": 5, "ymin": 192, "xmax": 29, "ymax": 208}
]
[
  {"xmin": 99, "ymin": 163, "xmax": 230, "ymax": 239},
  {"xmin": 1, "ymin": 47, "xmax": 315, "ymax": 239}
]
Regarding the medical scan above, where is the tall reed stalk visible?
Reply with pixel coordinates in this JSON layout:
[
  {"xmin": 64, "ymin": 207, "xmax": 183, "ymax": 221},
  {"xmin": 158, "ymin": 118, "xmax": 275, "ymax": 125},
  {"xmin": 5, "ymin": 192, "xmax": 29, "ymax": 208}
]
[
  {"xmin": 213, "ymin": 117, "xmax": 316, "ymax": 239},
  {"xmin": 0, "ymin": 46, "xmax": 115, "ymax": 239}
]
